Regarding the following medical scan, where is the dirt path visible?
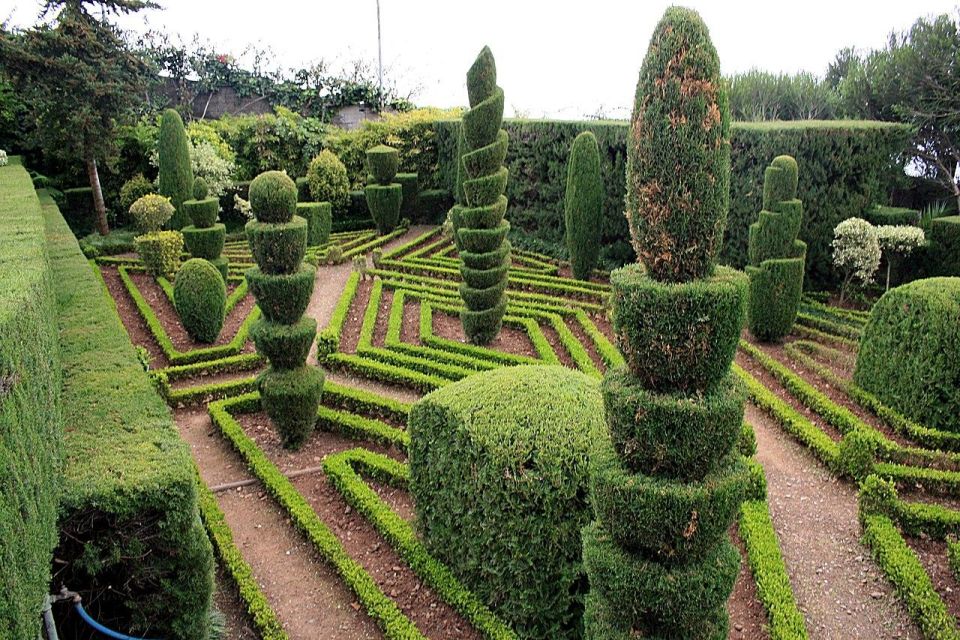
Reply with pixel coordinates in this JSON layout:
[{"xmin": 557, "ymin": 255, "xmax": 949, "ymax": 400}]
[
  {"xmin": 746, "ymin": 403, "xmax": 921, "ymax": 639},
  {"xmin": 176, "ymin": 408, "xmax": 383, "ymax": 640}
]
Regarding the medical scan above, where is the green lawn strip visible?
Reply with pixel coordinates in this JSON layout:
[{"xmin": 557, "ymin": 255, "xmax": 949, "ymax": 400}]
[
  {"xmin": 860, "ymin": 513, "xmax": 960, "ymax": 640},
  {"xmin": 783, "ymin": 341, "xmax": 960, "ymax": 453},
  {"xmin": 795, "ymin": 312, "xmax": 863, "ymax": 340},
  {"xmin": 738, "ymin": 499, "xmax": 809, "ymax": 640},
  {"xmin": 323, "ymin": 448, "xmax": 518, "ymax": 640},
  {"xmin": 116, "ymin": 264, "xmax": 260, "ymax": 365},
  {"xmin": 208, "ymin": 395, "xmax": 427, "ymax": 639},
  {"xmin": 195, "ymin": 473, "xmax": 288, "ymax": 640}
]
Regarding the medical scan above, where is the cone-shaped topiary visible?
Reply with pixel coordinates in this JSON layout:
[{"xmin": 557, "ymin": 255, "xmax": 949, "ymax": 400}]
[
  {"xmin": 364, "ymin": 145, "xmax": 403, "ymax": 234},
  {"xmin": 584, "ymin": 8, "xmax": 748, "ymax": 639},
  {"xmin": 456, "ymin": 46, "xmax": 510, "ymax": 345},
  {"xmin": 245, "ymin": 169, "xmax": 323, "ymax": 449},
  {"xmin": 746, "ymin": 155, "xmax": 807, "ymax": 341},
  {"xmin": 158, "ymin": 109, "xmax": 194, "ymax": 230},
  {"xmin": 565, "ymin": 131, "xmax": 603, "ymax": 280},
  {"xmin": 174, "ymin": 258, "xmax": 226, "ymax": 343}
]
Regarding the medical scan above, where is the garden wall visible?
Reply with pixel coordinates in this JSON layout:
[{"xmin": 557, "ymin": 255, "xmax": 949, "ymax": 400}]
[
  {"xmin": 433, "ymin": 119, "xmax": 911, "ymax": 288},
  {"xmin": 41, "ymin": 191, "xmax": 214, "ymax": 639},
  {"xmin": 0, "ymin": 163, "xmax": 64, "ymax": 639}
]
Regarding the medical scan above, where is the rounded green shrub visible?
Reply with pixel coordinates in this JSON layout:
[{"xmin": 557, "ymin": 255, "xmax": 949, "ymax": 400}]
[
  {"xmin": 209, "ymin": 256, "xmax": 229, "ymax": 281},
  {"xmin": 410, "ymin": 365, "xmax": 604, "ymax": 639},
  {"xmin": 366, "ymin": 145, "xmax": 400, "ymax": 184},
  {"xmin": 245, "ymin": 265, "xmax": 316, "ymax": 324},
  {"xmin": 865, "ymin": 205, "xmax": 920, "ymax": 227},
  {"xmin": 297, "ymin": 202, "xmax": 332, "ymax": 246},
  {"xmin": 246, "ymin": 217, "xmax": 308, "ymax": 274},
  {"xmin": 258, "ymin": 366, "xmax": 325, "ymax": 449},
  {"xmin": 157, "ymin": 109, "xmax": 194, "ymax": 229},
  {"xmin": 130, "ymin": 194, "xmax": 175, "ymax": 233},
  {"xmin": 182, "ymin": 223, "xmax": 226, "ymax": 260},
  {"xmin": 625, "ymin": 7, "xmax": 730, "ymax": 283},
  {"xmin": 583, "ymin": 587, "xmax": 728, "ymax": 640},
  {"xmin": 251, "ymin": 317, "xmax": 317, "ymax": 370},
  {"xmin": 173, "ymin": 258, "xmax": 226, "ymax": 343},
  {"xmin": 365, "ymin": 183, "xmax": 402, "ymax": 234},
  {"xmin": 182, "ymin": 198, "xmax": 219, "ymax": 229},
  {"xmin": 135, "ymin": 230, "xmax": 183, "ymax": 277},
  {"xmin": 854, "ymin": 277, "xmax": 960, "ymax": 432},
  {"xmin": 119, "ymin": 174, "xmax": 154, "ymax": 216},
  {"xmin": 307, "ymin": 150, "xmax": 350, "ymax": 212},
  {"xmin": 611, "ymin": 264, "xmax": 747, "ymax": 392},
  {"xmin": 193, "ymin": 176, "xmax": 209, "ymax": 201},
  {"xmin": 565, "ymin": 131, "xmax": 603, "ymax": 280},
  {"xmin": 249, "ymin": 171, "xmax": 298, "ymax": 223}
]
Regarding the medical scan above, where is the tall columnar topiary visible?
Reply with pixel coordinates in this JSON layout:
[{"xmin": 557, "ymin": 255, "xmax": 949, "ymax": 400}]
[
  {"xmin": 245, "ymin": 170, "xmax": 324, "ymax": 449},
  {"xmin": 457, "ymin": 46, "xmax": 511, "ymax": 345},
  {"xmin": 745, "ymin": 155, "xmax": 807, "ymax": 341},
  {"xmin": 182, "ymin": 176, "xmax": 228, "ymax": 280},
  {"xmin": 564, "ymin": 131, "xmax": 603, "ymax": 280},
  {"xmin": 174, "ymin": 258, "xmax": 226, "ymax": 343},
  {"xmin": 364, "ymin": 145, "xmax": 403, "ymax": 234},
  {"xmin": 583, "ymin": 8, "xmax": 750, "ymax": 640},
  {"xmin": 157, "ymin": 109, "xmax": 194, "ymax": 230}
]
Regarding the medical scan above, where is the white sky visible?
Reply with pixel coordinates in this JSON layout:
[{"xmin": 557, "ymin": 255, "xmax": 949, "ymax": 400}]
[{"xmin": 3, "ymin": 0, "xmax": 958, "ymax": 118}]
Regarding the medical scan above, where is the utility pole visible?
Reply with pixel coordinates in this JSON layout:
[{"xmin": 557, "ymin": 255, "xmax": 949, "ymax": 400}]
[{"xmin": 376, "ymin": 0, "xmax": 383, "ymax": 113}]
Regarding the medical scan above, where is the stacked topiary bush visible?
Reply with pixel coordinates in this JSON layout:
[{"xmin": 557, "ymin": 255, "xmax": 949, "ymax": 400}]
[
  {"xmin": 746, "ymin": 155, "xmax": 807, "ymax": 341},
  {"xmin": 157, "ymin": 109, "xmax": 195, "ymax": 230},
  {"xmin": 181, "ymin": 176, "xmax": 229, "ymax": 280},
  {"xmin": 583, "ymin": 8, "xmax": 750, "ymax": 639},
  {"xmin": 564, "ymin": 131, "xmax": 603, "ymax": 280},
  {"xmin": 130, "ymin": 193, "xmax": 184, "ymax": 277},
  {"xmin": 364, "ymin": 144, "xmax": 403, "ymax": 234},
  {"xmin": 456, "ymin": 46, "xmax": 511, "ymax": 345},
  {"xmin": 245, "ymin": 170, "xmax": 324, "ymax": 448},
  {"xmin": 174, "ymin": 258, "xmax": 226, "ymax": 343}
]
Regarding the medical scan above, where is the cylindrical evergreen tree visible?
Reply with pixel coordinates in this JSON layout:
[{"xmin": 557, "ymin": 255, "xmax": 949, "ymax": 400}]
[
  {"xmin": 245, "ymin": 171, "xmax": 324, "ymax": 449},
  {"xmin": 746, "ymin": 155, "xmax": 807, "ymax": 341},
  {"xmin": 157, "ymin": 109, "xmax": 194, "ymax": 230},
  {"xmin": 583, "ymin": 8, "xmax": 750, "ymax": 639},
  {"xmin": 564, "ymin": 131, "xmax": 603, "ymax": 280},
  {"xmin": 182, "ymin": 176, "xmax": 228, "ymax": 279},
  {"xmin": 457, "ymin": 46, "xmax": 511, "ymax": 345}
]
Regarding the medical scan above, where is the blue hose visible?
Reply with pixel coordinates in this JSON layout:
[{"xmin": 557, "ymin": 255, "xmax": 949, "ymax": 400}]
[{"xmin": 73, "ymin": 602, "xmax": 162, "ymax": 640}]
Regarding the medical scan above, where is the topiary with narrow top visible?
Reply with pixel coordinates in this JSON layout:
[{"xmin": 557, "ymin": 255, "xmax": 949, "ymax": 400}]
[
  {"xmin": 182, "ymin": 177, "xmax": 227, "ymax": 277},
  {"xmin": 157, "ymin": 109, "xmax": 194, "ymax": 230},
  {"xmin": 174, "ymin": 258, "xmax": 226, "ymax": 343},
  {"xmin": 565, "ymin": 131, "xmax": 603, "ymax": 280},
  {"xmin": 364, "ymin": 145, "xmax": 403, "ymax": 234},
  {"xmin": 245, "ymin": 169, "xmax": 323, "ymax": 448},
  {"xmin": 456, "ymin": 46, "xmax": 511, "ymax": 345},
  {"xmin": 746, "ymin": 155, "xmax": 807, "ymax": 341},
  {"xmin": 584, "ymin": 8, "xmax": 748, "ymax": 639}
]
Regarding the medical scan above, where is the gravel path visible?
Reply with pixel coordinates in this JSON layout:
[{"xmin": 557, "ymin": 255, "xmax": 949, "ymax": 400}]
[{"xmin": 746, "ymin": 403, "xmax": 921, "ymax": 639}]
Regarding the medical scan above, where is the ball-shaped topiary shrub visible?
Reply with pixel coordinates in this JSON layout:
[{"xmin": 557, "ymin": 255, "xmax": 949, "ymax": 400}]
[
  {"xmin": 173, "ymin": 258, "xmax": 226, "ymax": 343},
  {"xmin": 135, "ymin": 230, "xmax": 183, "ymax": 277},
  {"xmin": 410, "ymin": 365, "xmax": 605, "ymax": 639},
  {"xmin": 248, "ymin": 171, "xmax": 298, "ymax": 224},
  {"xmin": 193, "ymin": 176, "xmax": 209, "ymax": 201},
  {"xmin": 119, "ymin": 174, "xmax": 154, "ymax": 216},
  {"xmin": 565, "ymin": 131, "xmax": 603, "ymax": 280},
  {"xmin": 130, "ymin": 194, "xmax": 175, "ymax": 233},
  {"xmin": 625, "ymin": 7, "xmax": 730, "ymax": 283},
  {"xmin": 854, "ymin": 277, "xmax": 960, "ymax": 432},
  {"xmin": 157, "ymin": 108, "xmax": 194, "ymax": 229},
  {"xmin": 306, "ymin": 150, "xmax": 350, "ymax": 212}
]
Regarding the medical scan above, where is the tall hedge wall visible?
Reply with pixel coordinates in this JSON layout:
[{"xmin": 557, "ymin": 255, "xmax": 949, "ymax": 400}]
[
  {"xmin": 0, "ymin": 164, "xmax": 64, "ymax": 640},
  {"xmin": 42, "ymin": 193, "xmax": 214, "ymax": 639},
  {"xmin": 435, "ymin": 119, "xmax": 910, "ymax": 287}
]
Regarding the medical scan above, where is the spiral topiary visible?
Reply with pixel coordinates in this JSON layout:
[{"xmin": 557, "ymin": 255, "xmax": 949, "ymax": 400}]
[
  {"xmin": 182, "ymin": 177, "xmax": 227, "ymax": 279},
  {"xmin": 746, "ymin": 155, "xmax": 807, "ymax": 341},
  {"xmin": 583, "ymin": 9, "xmax": 748, "ymax": 639},
  {"xmin": 456, "ymin": 46, "xmax": 510, "ymax": 345},
  {"xmin": 245, "ymin": 170, "xmax": 324, "ymax": 449},
  {"xmin": 364, "ymin": 145, "xmax": 403, "ymax": 234},
  {"xmin": 174, "ymin": 258, "xmax": 226, "ymax": 343},
  {"xmin": 157, "ymin": 109, "xmax": 194, "ymax": 230},
  {"xmin": 564, "ymin": 131, "xmax": 603, "ymax": 280}
]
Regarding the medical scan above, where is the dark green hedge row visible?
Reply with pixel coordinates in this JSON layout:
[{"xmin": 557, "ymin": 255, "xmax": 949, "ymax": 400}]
[
  {"xmin": 435, "ymin": 119, "xmax": 910, "ymax": 287},
  {"xmin": 42, "ymin": 192, "xmax": 214, "ymax": 639},
  {"xmin": 0, "ymin": 164, "xmax": 63, "ymax": 640}
]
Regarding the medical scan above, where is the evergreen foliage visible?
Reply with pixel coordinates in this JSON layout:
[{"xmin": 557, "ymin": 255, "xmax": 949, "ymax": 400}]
[
  {"xmin": 564, "ymin": 131, "xmax": 603, "ymax": 280},
  {"xmin": 364, "ymin": 145, "xmax": 403, "ymax": 234},
  {"xmin": 158, "ymin": 109, "xmax": 195, "ymax": 229},
  {"xmin": 174, "ymin": 258, "xmax": 226, "ymax": 343}
]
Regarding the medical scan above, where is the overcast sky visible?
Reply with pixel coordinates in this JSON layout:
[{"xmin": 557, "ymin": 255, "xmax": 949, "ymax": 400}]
[{"xmin": 3, "ymin": 0, "xmax": 958, "ymax": 118}]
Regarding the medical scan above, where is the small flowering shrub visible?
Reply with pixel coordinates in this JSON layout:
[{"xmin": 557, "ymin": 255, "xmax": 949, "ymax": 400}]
[
  {"xmin": 234, "ymin": 194, "xmax": 253, "ymax": 219},
  {"xmin": 129, "ymin": 193, "xmax": 175, "ymax": 233},
  {"xmin": 190, "ymin": 140, "xmax": 235, "ymax": 198},
  {"xmin": 0, "ymin": 150, "xmax": 8, "ymax": 167},
  {"xmin": 876, "ymin": 224, "xmax": 926, "ymax": 289},
  {"xmin": 136, "ymin": 229, "xmax": 184, "ymax": 277},
  {"xmin": 832, "ymin": 217, "xmax": 881, "ymax": 302}
]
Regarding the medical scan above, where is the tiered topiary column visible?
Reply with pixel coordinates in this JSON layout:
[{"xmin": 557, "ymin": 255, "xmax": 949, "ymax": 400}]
[
  {"xmin": 746, "ymin": 155, "xmax": 806, "ymax": 341},
  {"xmin": 182, "ymin": 177, "xmax": 229, "ymax": 280},
  {"xmin": 583, "ymin": 8, "xmax": 750, "ymax": 639},
  {"xmin": 245, "ymin": 170, "xmax": 324, "ymax": 449},
  {"xmin": 365, "ymin": 145, "xmax": 403, "ymax": 234},
  {"xmin": 457, "ymin": 46, "xmax": 510, "ymax": 345}
]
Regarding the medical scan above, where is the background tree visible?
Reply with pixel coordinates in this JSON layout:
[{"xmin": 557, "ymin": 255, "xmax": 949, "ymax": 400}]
[{"xmin": 0, "ymin": 0, "xmax": 154, "ymax": 235}]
